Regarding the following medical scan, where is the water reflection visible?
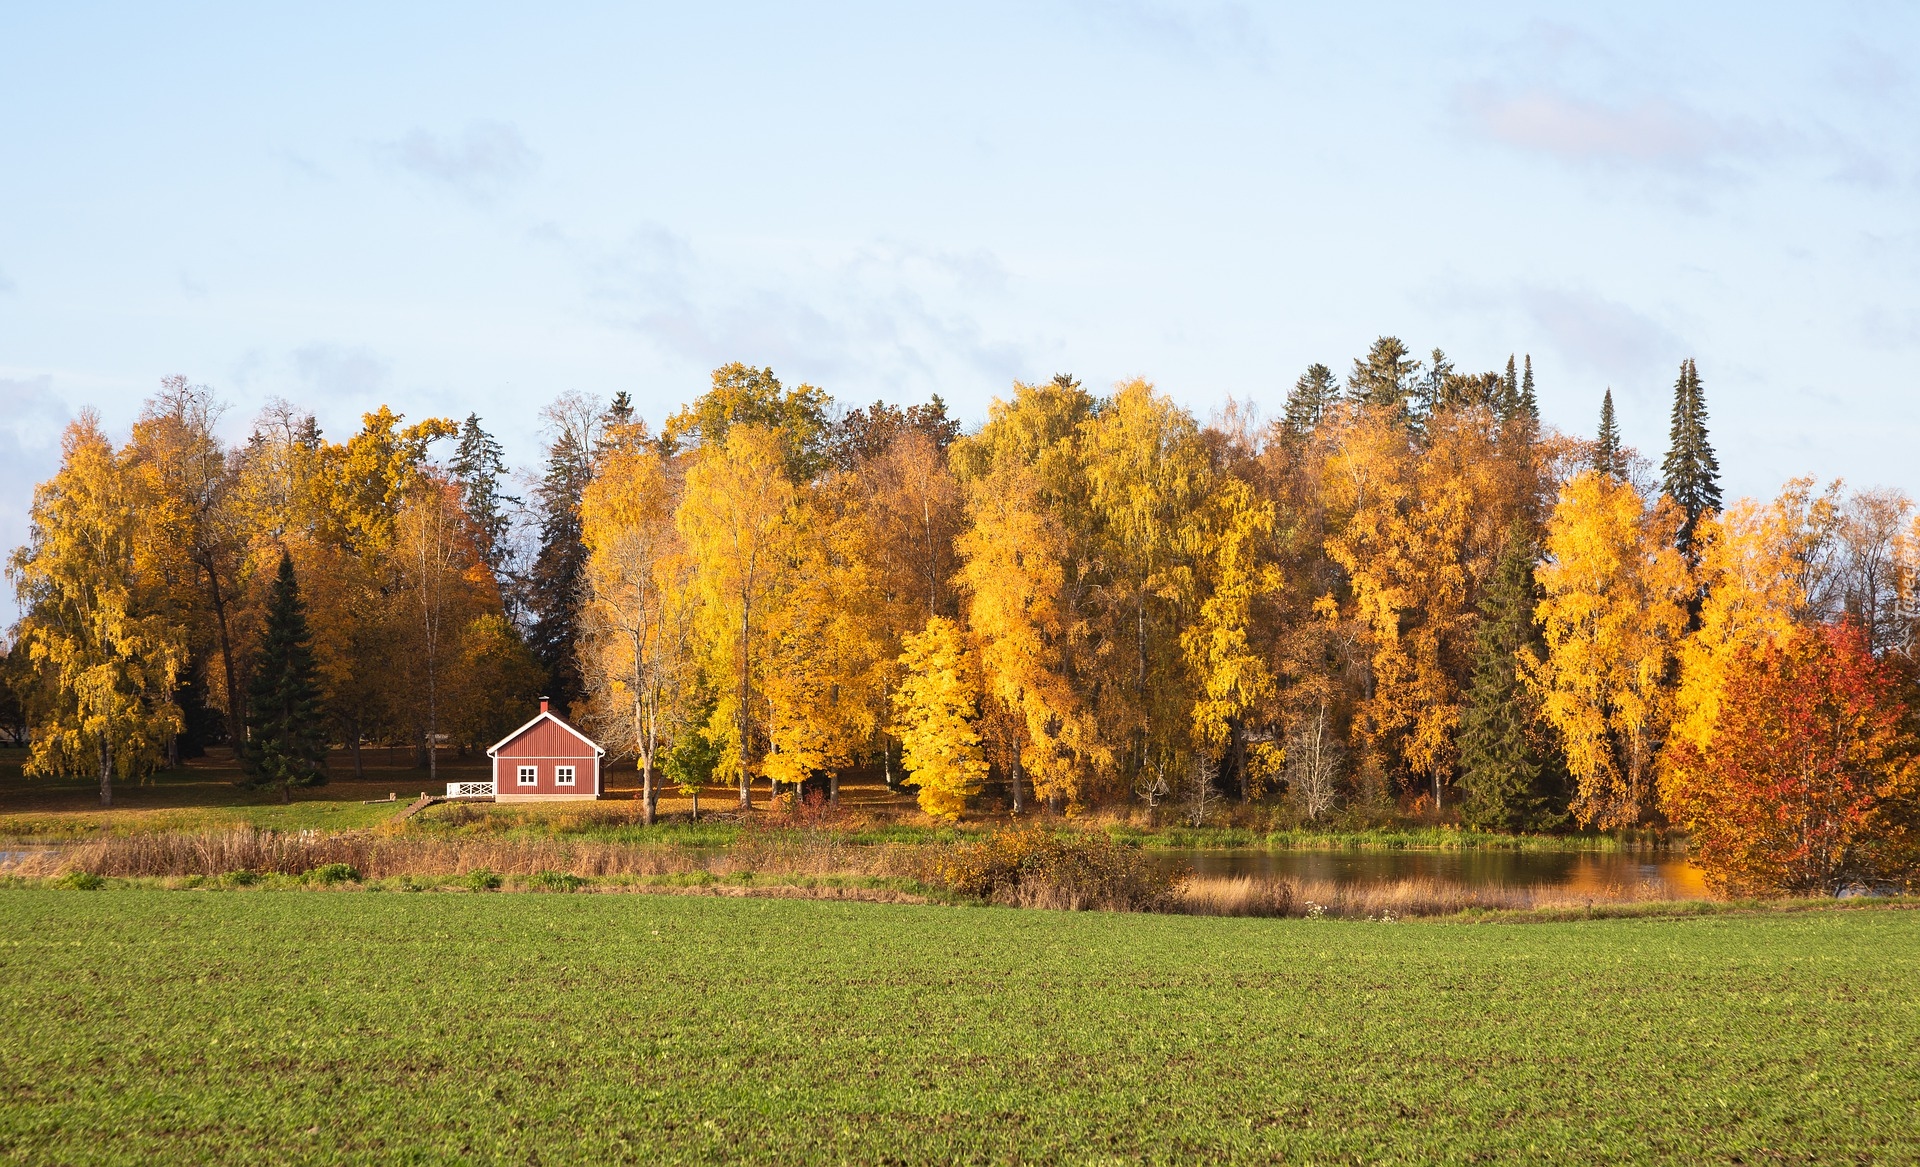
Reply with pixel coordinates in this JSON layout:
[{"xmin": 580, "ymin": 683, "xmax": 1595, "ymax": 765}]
[{"xmin": 1148, "ymin": 849, "xmax": 1708, "ymax": 898}]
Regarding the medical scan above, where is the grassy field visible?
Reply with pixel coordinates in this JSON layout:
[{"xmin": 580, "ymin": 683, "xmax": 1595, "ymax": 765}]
[{"xmin": 1, "ymin": 890, "xmax": 1914, "ymax": 1164}]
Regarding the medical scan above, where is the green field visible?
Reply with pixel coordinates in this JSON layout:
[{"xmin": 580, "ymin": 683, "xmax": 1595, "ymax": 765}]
[{"xmin": 2, "ymin": 891, "xmax": 1915, "ymax": 1163}]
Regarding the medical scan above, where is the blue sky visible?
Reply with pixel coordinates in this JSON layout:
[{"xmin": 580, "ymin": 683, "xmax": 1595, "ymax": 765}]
[{"xmin": 3, "ymin": 2, "xmax": 1918, "ymax": 573}]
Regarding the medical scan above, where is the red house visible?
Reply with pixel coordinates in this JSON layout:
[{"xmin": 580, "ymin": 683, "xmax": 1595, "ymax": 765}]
[{"xmin": 481, "ymin": 699, "xmax": 605, "ymax": 803}]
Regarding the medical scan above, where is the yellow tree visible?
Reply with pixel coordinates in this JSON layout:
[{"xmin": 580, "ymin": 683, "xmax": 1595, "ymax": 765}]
[
  {"xmin": 392, "ymin": 475, "xmax": 487, "ymax": 785},
  {"xmin": 760, "ymin": 485, "xmax": 889, "ymax": 800},
  {"xmin": 1179, "ymin": 475, "xmax": 1281, "ymax": 796},
  {"xmin": 955, "ymin": 460, "xmax": 1100, "ymax": 809},
  {"xmin": 1530, "ymin": 471, "xmax": 1692, "ymax": 828},
  {"xmin": 677, "ymin": 424, "xmax": 795, "ymax": 808},
  {"xmin": 890, "ymin": 616, "xmax": 988, "ymax": 819},
  {"xmin": 1661, "ymin": 479, "xmax": 1844, "ymax": 817},
  {"xmin": 125, "ymin": 377, "xmax": 246, "ymax": 751},
  {"xmin": 580, "ymin": 430, "xmax": 696, "ymax": 821},
  {"xmin": 8, "ymin": 415, "xmax": 186, "ymax": 804}
]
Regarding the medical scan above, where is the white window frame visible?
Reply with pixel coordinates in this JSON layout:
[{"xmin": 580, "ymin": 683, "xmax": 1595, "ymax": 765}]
[
  {"xmin": 517, "ymin": 765, "xmax": 537, "ymax": 786},
  {"xmin": 555, "ymin": 765, "xmax": 576, "ymax": 786}
]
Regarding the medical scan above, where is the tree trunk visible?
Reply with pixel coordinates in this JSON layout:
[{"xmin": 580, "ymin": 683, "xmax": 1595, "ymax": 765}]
[
  {"xmin": 641, "ymin": 760, "xmax": 656, "ymax": 826},
  {"xmin": 829, "ymin": 770, "xmax": 839, "ymax": 803},
  {"xmin": 1010, "ymin": 745, "xmax": 1025, "ymax": 816},
  {"xmin": 98, "ymin": 737, "xmax": 112, "ymax": 808},
  {"xmin": 280, "ymin": 778, "xmax": 291, "ymax": 805},
  {"xmin": 350, "ymin": 719, "xmax": 364, "ymax": 780},
  {"xmin": 1231, "ymin": 717, "xmax": 1249, "ymax": 802},
  {"xmin": 203, "ymin": 561, "xmax": 244, "ymax": 749}
]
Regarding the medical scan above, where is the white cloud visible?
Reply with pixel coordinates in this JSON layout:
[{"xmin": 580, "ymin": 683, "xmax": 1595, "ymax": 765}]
[
  {"xmin": 1457, "ymin": 84, "xmax": 1780, "ymax": 172},
  {"xmin": 292, "ymin": 343, "xmax": 391, "ymax": 401},
  {"xmin": 1518, "ymin": 286, "xmax": 1688, "ymax": 384},
  {"xmin": 380, "ymin": 121, "xmax": 536, "ymax": 202}
]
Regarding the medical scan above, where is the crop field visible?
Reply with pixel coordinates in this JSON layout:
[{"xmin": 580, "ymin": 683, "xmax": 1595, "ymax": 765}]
[{"xmin": 1, "ymin": 890, "xmax": 1916, "ymax": 1164}]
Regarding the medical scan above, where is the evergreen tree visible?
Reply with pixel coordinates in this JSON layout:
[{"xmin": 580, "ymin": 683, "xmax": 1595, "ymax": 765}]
[
  {"xmin": 1416, "ymin": 347, "xmax": 1454, "ymax": 418},
  {"xmin": 1497, "ymin": 355, "xmax": 1520, "ymax": 421},
  {"xmin": 1661, "ymin": 358, "xmax": 1721, "ymax": 558},
  {"xmin": 1519, "ymin": 355, "xmax": 1538, "ymax": 423},
  {"xmin": 1594, "ymin": 389, "xmax": 1623, "ymax": 479},
  {"xmin": 1458, "ymin": 531, "xmax": 1566, "ymax": 832},
  {"xmin": 526, "ymin": 427, "xmax": 592, "ymax": 715},
  {"xmin": 1280, "ymin": 363, "xmax": 1340, "ymax": 442},
  {"xmin": 245, "ymin": 550, "xmax": 327, "ymax": 802},
  {"xmin": 1346, "ymin": 336, "xmax": 1421, "ymax": 421},
  {"xmin": 449, "ymin": 414, "xmax": 519, "ymax": 581}
]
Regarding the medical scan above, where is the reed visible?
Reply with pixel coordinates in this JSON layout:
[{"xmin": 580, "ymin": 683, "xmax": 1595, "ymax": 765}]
[{"xmin": 1172, "ymin": 874, "xmax": 1684, "ymax": 919}]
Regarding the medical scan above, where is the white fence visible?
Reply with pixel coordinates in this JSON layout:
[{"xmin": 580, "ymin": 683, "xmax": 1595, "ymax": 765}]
[{"xmin": 446, "ymin": 781, "xmax": 496, "ymax": 799}]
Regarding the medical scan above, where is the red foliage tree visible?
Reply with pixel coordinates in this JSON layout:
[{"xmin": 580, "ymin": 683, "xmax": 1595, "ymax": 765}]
[{"xmin": 1663, "ymin": 622, "xmax": 1919, "ymax": 895}]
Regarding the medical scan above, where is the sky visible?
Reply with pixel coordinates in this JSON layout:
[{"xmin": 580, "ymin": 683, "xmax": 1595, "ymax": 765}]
[{"xmin": 3, "ymin": 1, "xmax": 1918, "ymax": 585}]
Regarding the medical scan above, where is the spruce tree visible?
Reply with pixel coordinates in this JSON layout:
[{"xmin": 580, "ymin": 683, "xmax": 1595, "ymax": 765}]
[
  {"xmin": 1346, "ymin": 336, "xmax": 1421, "ymax": 420},
  {"xmin": 1458, "ymin": 531, "xmax": 1565, "ymax": 832},
  {"xmin": 449, "ymin": 414, "xmax": 519, "ymax": 582},
  {"xmin": 526, "ymin": 426, "xmax": 591, "ymax": 714},
  {"xmin": 1661, "ymin": 358, "xmax": 1721, "ymax": 558},
  {"xmin": 1519, "ymin": 355, "xmax": 1538, "ymax": 423},
  {"xmin": 1497, "ymin": 355, "xmax": 1520, "ymax": 421},
  {"xmin": 245, "ymin": 550, "xmax": 327, "ymax": 803},
  {"xmin": 1594, "ymin": 389, "xmax": 1623, "ymax": 479},
  {"xmin": 1280, "ymin": 363, "xmax": 1340, "ymax": 442}
]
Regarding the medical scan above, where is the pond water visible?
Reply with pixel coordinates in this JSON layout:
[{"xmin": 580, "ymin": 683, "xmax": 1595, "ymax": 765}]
[{"xmin": 1146, "ymin": 848, "xmax": 1709, "ymax": 898}]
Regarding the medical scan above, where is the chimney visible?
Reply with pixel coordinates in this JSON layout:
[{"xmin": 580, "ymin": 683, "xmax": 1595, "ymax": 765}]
[{"xmin": 539, "ymin": 696, "xmax": 550, "ymax": 715}]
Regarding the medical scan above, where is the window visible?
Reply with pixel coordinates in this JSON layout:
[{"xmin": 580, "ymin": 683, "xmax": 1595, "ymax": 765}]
[
  {"xmin": 517, "ymin": 765, "xmax": 537, "ymax": 786},
  {"xmin": 555, "ymin": 766, "xmax": 576, "ymax": 786}
]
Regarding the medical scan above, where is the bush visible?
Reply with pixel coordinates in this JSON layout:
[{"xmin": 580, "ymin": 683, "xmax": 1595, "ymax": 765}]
[
  {"xmin": 466, "ymin": 868, "xmax": 503, "ymax": 892},
  {"xmin": 306, "ymin": 863, "xmax": 359, "ymax": 885},
  {"xmin": 227, "ymin": 870, "xmax": 261, "ymax": 887},
  {"xmin": 529, "ymin": 870, "xmax": 586, "ymax": 893},
  {"xmin": 927, "ymin": 824, "xmax": 1177, "ymax": 912},
  {"xmin": 53, "ymin": 871, "xmax": 105, "ymax": 891}
]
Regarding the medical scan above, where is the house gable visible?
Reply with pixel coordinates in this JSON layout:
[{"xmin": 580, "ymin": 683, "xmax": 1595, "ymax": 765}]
[{"xmin": 486, "ymin": 711, "xmax": 605, "ymax": 759}]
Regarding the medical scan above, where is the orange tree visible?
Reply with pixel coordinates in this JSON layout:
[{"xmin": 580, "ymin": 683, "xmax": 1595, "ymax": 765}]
[{"xmin": 1661, "ymin": 621, "xmax": 1919, "ymax": 895}]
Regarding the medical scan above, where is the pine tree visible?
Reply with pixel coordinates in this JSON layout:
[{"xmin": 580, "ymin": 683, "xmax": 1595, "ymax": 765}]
[
  {"xmin": 449, "ymin": 414, "xmax": 519, "ymax": 582},
  {"xmin": 1594, "ymin": 389, "xmax": 1623, "ymax": 479},
  {"xmin": 1280, "ymin": 363, "xmax": 1340, "ymax": 442},
  {"xmin": 1458, "ymin": 531, "xmax": 1565, "ymax": 831},
  {"xmin": 1661, "ymin": 358, "xmax": 1722, "ymax": 558},
  {"xmin": 1520, "ymin": 355, "xmax": 1538, "ymax": 423},
  {"xmin": 1347, "ymin": 336, "xmax": 1421, "ymax": 422},
  {"xmin": 1497, "ymin": 355, "xmax": 1520, "ymax": 421},
  {"xmin": 245, "ymin": 549, "xmax": 327, "ymax": 802},
  {"xmin": 526, "ymin": 427, "xmax": 592, "ymax": 715}
]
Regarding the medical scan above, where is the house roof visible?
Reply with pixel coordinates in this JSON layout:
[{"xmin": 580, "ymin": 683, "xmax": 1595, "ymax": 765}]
[{"xmin": 485, "ymin": 710, "xmax": 606, "ymax": 759}]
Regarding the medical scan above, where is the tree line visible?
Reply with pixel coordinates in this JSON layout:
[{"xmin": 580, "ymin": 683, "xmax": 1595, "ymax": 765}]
[{"xmin": 7, "ymin": 346, "xmax": 1919, "ymax": 893}]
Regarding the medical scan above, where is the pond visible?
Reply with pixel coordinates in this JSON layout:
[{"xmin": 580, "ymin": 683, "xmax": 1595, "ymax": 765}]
[{"xmin": 1146, "ymin": 848, "xmax": 1709, "ymax": 898}]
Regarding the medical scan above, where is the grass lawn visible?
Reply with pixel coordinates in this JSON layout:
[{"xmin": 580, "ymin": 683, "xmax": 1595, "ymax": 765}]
[{"xmin": 0, "ymin": 891, "xmax": 1914, "ymax": 1164}]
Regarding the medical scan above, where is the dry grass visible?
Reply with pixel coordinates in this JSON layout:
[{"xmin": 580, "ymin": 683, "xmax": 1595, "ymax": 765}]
[
  {"xmin": 30, "ymin": 827, "xmax": 916, "ymax": 882},
  {"xmin": 1173, "ymin": 874, "xmax": 1686, "ymax": 919}
]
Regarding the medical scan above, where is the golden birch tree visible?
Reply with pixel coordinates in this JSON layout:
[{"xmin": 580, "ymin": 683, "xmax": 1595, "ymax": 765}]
[
  {"xmin": 9, "ymin": 415, "xmax": 186, "ymax": 804},
  {"xmin": 890, "ymin": 616, "xmax": 988, "ymax": 819},
  {"xmin": 1530, "ymin": 471, "xmax": 1692, "ymax": 828}
]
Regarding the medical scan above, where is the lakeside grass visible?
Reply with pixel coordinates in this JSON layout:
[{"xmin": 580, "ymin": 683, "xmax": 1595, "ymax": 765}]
[{"xmin": 0, "ymin": 889, "xmax": 1915, "ymax": 1163}]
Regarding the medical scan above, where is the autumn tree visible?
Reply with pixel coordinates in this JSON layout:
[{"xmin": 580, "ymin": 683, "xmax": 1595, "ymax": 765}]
[
  {"xmin": 1531, "ymin": 472, "xmax": 1692, "ymax": 828},
  {"xmin": 678, "ymin": 424, "xmax": 795, "ymax": 808},
  {"xmin": 244, "ymin": 549, "xmax": 327, "ymax": 802},
  {"xmin": 1662, "ymin": 622, "xmax": 1918, "ymax": 894},
  {"xmin": 891, "ymin": 616, "xmax": 988, "ymax": 819},
  {"xmin": 393, "ymin": 476, "xmax": 483, "ymax": 783},
  {"xmin": 9, "ymin": 415, "xmax": 185, "ymax": 805},
  {"xmin": 579, "ymin": 428, "xmax": 695, "ymax": 822}
]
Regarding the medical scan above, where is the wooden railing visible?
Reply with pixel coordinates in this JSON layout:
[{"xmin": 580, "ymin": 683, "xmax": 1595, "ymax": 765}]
[{"xmin": 446, "ymin": 781, "xmax": 496, "ymax": 799}]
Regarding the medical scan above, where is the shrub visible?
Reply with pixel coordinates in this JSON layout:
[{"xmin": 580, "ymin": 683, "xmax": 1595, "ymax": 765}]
[
  {"xmin": 529, "ymin": 870, "xmax": 585, "ymax": 893},
  {"xmin": 466, "ymin": 868, "xmax": 503, "ymax": 892},
  {"xmin": 227, "ymin": 870, "xmax": 261, "ymax": 887},
  {"xmin": 306, "ymin": 863, "xmax": 359, "ymax": 885},
  {"xmin": 53, "ymin": 871, "xmax": 105, "ymax": 891},
  {"xmin": 927, "ymin": 824, "xmax": 1177, "ymax": 912}
]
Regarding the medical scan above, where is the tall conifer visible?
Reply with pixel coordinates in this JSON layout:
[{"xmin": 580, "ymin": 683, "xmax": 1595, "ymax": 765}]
[
  {"xmin": 1519, "ymin": 355, "xmax": 1538, "ymax": 424},
  {"xmin": 1280, "ymin": 363, "xmax": 1340, "ymax": 442},
  {"xmin": 1594, "ymin": 389, "xmax": 1623, "ymax": 479},
  {"xmin": 1458, "ymin": 531, "xmax": 1565, "ymax": 831},
  {"xmin": 245, "ymin": 550, "xmax": 327, "ymax": 802},
  {"xmin": 1346, "ymin": 336, "xmax": 1421, "ymax": 421},
  {"xmin": 1661, "ymin": 358, "xmax": 1721, "ymax": 557},
  {"xmin": 449, "ymin": 414, "xmax": 519, "ymax": 582},
  {"xmin": 526, "ymin": 427, "xmax": 592, "ymax": 714}
]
